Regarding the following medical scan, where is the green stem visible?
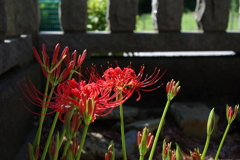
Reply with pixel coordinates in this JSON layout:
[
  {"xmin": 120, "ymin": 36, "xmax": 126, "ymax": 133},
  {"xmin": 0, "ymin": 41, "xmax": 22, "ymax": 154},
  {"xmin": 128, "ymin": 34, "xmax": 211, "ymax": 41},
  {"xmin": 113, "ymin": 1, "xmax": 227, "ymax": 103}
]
[
  {"xmin": 33, "ymin": 75, "xmax": 51, "ymax": 150},
  {"xmin": 59, "ymin": 128, "xmax": 66, "ymax": 148},
  {"xmin": 119, "ymin": 103, "xmax": 127, "ymax": 160},
  {"xmin": 62, "ymin": 138, "xmax": 71, "ymax": 157},
  {"xmin": 148, "ymin": 100, "xmax": 171, "ymax": 160},
  {"xmin": 139, "ymin": 155, "xmax": 144, "ymax": 160},
  {"xmin": 62, "ymin": 108, "xmax": 76, "ymax": 157},
  {"xmin": 201, "ymin": 134, "xmax": 211, "ymax": 160},
  {"xmin": 214, "ymin": 123, "xmax": 231, "ymax": 160},
  {"xmin": 40, "ymin": 112, "xmax": 60, "ymax": 160},
  {"xmin": 76, "ymin": 124, "xmax": 89, "ymax": 160}
]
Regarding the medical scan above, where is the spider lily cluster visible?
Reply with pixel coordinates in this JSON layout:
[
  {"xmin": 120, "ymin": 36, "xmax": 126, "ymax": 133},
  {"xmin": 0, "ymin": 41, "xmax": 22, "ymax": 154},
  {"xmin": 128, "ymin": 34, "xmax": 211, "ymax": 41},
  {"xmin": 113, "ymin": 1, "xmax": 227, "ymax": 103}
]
[{"xmin": 21, "ymin": 44, "xmax": 239, "ymax": 160}]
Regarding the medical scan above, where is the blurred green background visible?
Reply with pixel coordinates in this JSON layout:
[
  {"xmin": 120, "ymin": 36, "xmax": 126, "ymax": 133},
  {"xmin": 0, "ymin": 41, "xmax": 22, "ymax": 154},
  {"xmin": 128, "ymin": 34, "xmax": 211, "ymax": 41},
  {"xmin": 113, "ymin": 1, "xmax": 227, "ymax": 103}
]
[{"xmin": 39, "ymin": 0, "xmax": 239, "ymax": 31}]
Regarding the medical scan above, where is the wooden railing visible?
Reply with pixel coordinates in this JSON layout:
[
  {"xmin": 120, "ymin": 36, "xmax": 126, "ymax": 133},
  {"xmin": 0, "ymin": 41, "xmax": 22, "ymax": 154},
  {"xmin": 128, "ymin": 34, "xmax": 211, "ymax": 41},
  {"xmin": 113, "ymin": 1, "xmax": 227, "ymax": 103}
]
[
  {"xmin": 37, "ymin": 0, "xmax": 240, "ymax": 55},
  {"xmin": 1, "ymin": 0, "xmax": 240, "ymax": 56}
]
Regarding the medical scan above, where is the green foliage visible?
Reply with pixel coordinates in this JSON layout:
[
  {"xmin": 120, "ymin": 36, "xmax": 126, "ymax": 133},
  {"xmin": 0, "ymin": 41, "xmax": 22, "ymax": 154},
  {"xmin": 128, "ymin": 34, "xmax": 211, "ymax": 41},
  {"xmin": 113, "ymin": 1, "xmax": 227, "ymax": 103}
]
[
  {"xmin": 87, "ymin": 0, "xmax": 107, "ymax": 31},
  {"xmin": 230, "ymin": 0, "xmax": 239, "ymax": 13}
]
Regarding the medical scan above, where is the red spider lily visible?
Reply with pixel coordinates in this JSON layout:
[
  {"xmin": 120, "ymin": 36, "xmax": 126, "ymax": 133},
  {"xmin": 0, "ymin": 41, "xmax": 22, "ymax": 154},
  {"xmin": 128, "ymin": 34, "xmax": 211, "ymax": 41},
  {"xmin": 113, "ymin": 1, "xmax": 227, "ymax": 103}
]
[
  {"xmin": 19, "ymin": 77, "xmax": 56, "ymax": 115},
  {"xmin": 51, "ymin": 79, "xmax": 124, "ymax": 122},
  {"xmin": 99, "ymin": 65, "xmax": 166, "ymax": 101},
  {"xmin": 32, "ymin": 43, "xmax": 75, "ymax": 85}
]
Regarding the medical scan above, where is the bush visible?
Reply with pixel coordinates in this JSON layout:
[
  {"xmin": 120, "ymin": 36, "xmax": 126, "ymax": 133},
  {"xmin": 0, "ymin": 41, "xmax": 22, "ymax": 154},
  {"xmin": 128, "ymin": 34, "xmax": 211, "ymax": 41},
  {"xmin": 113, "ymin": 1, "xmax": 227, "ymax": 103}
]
[{"xmin": 87, "ymin": 0, "xmax": 107, "ymax": 31}]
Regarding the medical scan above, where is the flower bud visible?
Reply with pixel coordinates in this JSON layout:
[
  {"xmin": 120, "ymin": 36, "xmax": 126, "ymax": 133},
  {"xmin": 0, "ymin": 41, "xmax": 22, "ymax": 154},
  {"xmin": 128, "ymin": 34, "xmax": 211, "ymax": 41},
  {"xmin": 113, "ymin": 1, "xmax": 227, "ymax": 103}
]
[
  {"xmin": 83, "ymin": 98, "xmax": 96, "ymax": 125},
  {"xmin": 166, "ymin": 79, "xmax": 180, "ymax": 101},
  {"xmin": 226, "ymin": 104, "xmax": 239, "ymax": 124},
  {"xmin": 207, "ymin": 108, "xmax": 215, "ymax": 135},
  {"xmin": 137, "ymin": 127, "xmax": 154, "ymax": 156},
  {"xmin": 175, "ymin": 143, "xmax": 183, "ymax": 160},
  {"xmin": 105, "ymin": 141, "xmax": 115, "ymax": 160},
  {"xmin": 162, "ymin": 139, "xmax": 171, "ymax": 160},
  {"xmin": 190, "ymin": 148, "xmax": 201, "ymax": 160}
]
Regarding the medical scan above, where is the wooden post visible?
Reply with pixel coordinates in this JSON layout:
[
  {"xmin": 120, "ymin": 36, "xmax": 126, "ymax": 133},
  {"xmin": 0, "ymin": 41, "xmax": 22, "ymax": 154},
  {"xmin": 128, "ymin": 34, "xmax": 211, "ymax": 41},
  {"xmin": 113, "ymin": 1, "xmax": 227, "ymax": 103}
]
[
  {"xmin": 195, "ymin": 0, "xmax": 230, "ymax": 32},
  {"xmin": 152, "ymin": 0, "xmax": 184, "ymax": 32},
  {"xmin": 106, "ymin": 0, "xmax": 138, "ymax": 32},
  {"xmin": 59, "ymin": 0, "xmax": 87, "ymax": 33}
]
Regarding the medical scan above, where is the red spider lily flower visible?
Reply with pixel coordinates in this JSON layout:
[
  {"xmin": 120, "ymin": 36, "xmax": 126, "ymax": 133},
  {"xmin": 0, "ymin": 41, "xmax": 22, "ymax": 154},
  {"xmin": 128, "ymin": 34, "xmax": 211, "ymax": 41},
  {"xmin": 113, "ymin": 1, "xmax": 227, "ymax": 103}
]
[
  {"xmin": 92, "ymin": 65, "xmax": 166, "ymax": 101},
  {"xmin": 19, "ymin": 77, "xmax": 56, "ymax": 115},
  {"xmin": 226, "ymin": 104, "xmax": 239, "ymax": 123},
  {"xmin": 32, "ymin": 43, "xmax": 75, "ymax": 85},
  {"xmin": 137, "ymin": 127, "xmax": 154, "ymax": 156},
  {"xmin": 166, "ymin": 79, "xmax": 180, "ymax": 101},
  {"xmin": 51, "ymin": 79, "xmax": 124, "ymax": 122}
]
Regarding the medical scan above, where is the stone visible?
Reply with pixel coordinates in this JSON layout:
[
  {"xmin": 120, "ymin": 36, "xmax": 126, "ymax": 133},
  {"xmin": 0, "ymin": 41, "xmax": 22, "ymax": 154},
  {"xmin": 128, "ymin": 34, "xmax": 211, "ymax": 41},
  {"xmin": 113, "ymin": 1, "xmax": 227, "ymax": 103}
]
[
  {"xmin": 5, "ymin": 0, "xmax": 39, "ymax": 37},
  {"xmin": 76, "ymin": 129, "xmax": 138, "ymax": 160},
  {"xmin": 195, "ymin": 0, "xmax": 230, "ymax": 31},
  {"xmin": 0, "ymin": 63, "xmax": 42, "ymax": 160},
  {"xmin": 124, "ymin": 118, "xmax": 160, "ymax": 133},
  {"xmin": 0, "ymin": 35, "xmax": 33, "ymax": 75},
  {"xmin": 106, "ymin": 0, "xmax": 138, "ymax": 32},
  {"xmin": 0, "ymin": 0, "xmax": 7, "ymax": 42},
  {"xmin": 98, "ymin": 105, "xmax": 140, "ymax": 123},
  {"xmin": 125, "ymin": 130, "xmax": 138, "ymax": 157},
  {"xmin": 78, "ymin": 131, "xmax": 123, "ymax": 160},
  {"xmin": 151, "ymin": 0, "xmax": 183, "ymax": 31},
  {"xmin": 170, "ymin": 102, "xmax": 219, "ymax": 140},
  {"xmin": 60, "ymin": 0, "xmax": 87, "ymax": 33}
]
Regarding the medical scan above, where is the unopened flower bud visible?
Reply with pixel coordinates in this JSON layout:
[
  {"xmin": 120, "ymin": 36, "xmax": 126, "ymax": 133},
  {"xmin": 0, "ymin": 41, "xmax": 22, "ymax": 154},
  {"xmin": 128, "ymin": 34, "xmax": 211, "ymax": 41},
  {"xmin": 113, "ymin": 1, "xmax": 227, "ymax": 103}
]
[
  {"xmin": 175, "ymin": 143, "xmax": 183, "ymax": 160},
  {"xmin": 105, "ymin": 141, "xmax": 115, "ymax": 160},
  {"xmin": 190, "ymin": 148, "xmax": 201, "ymax": 160},
  {"xmin": 162, "ymin": 139, "xmax": 171, "ymax": 160},
  {"xmin": 207, "ymin": 108, "xmax": 215, "ymax": 135},
  {"xmin": 137, "ymin": 127, "xmax": 154, "ymax": 156},
  {"xmin": 82, "ymin": 98, "xmax": 96, "ymax": 125},
  {"xmin": 166, "ymin": 79, "xmax": 180, "ymax": 101},
  {"xmin": 226, "ymin": 104, "xmax": 239, "ymax": 124}
]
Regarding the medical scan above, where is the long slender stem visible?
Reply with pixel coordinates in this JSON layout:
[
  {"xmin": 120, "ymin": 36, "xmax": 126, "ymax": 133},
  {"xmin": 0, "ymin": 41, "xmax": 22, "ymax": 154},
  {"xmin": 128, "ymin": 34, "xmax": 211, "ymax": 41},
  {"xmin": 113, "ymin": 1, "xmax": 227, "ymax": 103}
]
[
  {"xmin": 214, "ymin": 123, "xmax": 231, "ymax": 160},
  {"xmin": 201, "ymin": 134, "xmax": 211, "ymax": 160},
  {"xmin": 76, "ymin": 124, "xmax": 89, "ymax": 160},
  {"xmin": 62, "ymin": 138, "xmax": 71, "ymax": 157},
  {"xmin": 139, "ymin": 155, "xmax": 144, "ymax": 160},
  {"xmin": 33, "ymin": 75, "xmax": 51, "ymax": 150},
  {"xmin": 40, "ymin": 112, "xmax": 60, "ymax": 160},
  {"xmin": 62, "ymin": 109, "xmax": 76, "ymax": 157},
  {"xmin": 148, "ymin": 100, "xmax": 171, "ymax": 160},
  {"xmin": 59, "ymin": 129, "xmax": 66, "ymax": 148},
  {"xmin": 119, "ymin": 103, "xmax": 127, "ymax": 160}
]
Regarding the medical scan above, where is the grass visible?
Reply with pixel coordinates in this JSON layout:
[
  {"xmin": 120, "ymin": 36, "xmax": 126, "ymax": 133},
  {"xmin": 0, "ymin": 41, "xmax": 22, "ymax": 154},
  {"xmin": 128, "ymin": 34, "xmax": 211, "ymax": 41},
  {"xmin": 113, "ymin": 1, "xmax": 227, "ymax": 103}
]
[{"xmin": 136, "ymin": 12, "xmax": 239, "ymax": 31}]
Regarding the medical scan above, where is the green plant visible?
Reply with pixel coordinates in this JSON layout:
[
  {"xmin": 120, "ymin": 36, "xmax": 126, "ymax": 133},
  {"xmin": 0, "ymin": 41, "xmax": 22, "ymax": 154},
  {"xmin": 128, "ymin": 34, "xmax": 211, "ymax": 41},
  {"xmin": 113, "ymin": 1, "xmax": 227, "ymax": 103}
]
[{"xmin": 87, "ymin": 0, "xmax": 107, "ymax": 31}]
